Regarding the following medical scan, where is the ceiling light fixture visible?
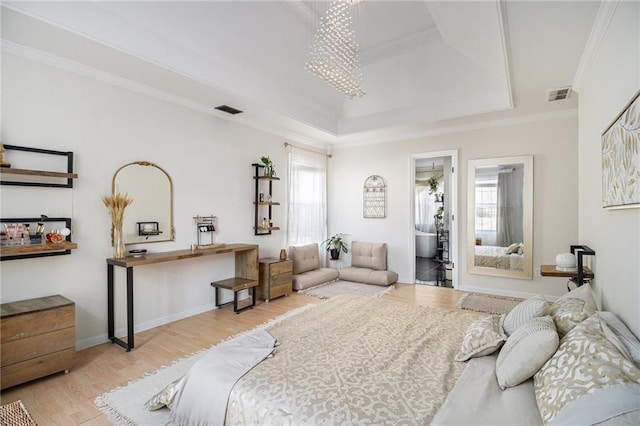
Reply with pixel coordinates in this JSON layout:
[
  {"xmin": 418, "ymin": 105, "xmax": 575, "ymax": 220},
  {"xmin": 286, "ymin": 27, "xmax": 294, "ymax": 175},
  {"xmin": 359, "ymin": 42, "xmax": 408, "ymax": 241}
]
[{"xmin": 305, "ymin": 0, "xmax": 365, "ymax": 99}]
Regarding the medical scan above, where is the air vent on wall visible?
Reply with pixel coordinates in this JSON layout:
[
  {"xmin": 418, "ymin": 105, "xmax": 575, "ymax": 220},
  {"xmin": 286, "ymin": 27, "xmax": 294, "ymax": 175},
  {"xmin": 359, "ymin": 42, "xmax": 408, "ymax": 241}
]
[
  {"xmin": 214, "ymin": 105, "xmax": 243, "ymax": 115},
  {"xmin": 547, "ymin": 87, "xmax": 571, "ymax": 102}
]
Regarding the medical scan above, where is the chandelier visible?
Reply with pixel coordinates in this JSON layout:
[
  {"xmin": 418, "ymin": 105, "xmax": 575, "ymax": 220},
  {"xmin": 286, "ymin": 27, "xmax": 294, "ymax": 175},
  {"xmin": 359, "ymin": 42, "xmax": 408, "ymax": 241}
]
[{"xmin": 305, "ymin": 0, "xmax": 365, "ymax": 98}]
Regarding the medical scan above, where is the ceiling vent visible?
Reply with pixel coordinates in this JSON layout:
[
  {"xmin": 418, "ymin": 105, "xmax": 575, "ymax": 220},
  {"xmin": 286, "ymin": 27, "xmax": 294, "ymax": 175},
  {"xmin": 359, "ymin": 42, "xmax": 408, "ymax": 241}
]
[
  {"xmin": 547, "ymin": 87, "xmax": 571, "ymax": 102},
  {"xmin": 214, "ymin": 105, "xmax": 243, "ymax": 115}
]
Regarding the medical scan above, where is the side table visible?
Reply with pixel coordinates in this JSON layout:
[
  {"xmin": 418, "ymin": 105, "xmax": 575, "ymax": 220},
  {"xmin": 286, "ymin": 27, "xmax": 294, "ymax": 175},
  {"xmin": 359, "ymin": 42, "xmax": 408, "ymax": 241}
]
[{"xmin": 258, "ymin": 258, "xmax": 293, "ymax": 302}]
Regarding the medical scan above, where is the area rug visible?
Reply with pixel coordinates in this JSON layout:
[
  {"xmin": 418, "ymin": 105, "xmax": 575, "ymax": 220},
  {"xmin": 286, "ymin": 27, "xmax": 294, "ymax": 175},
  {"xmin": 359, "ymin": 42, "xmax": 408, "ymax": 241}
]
[
  {"xmin": 456, "ymin": 292, "xmax": 522, "ymax": 315},
  {"xmin": 298, "ymin": 279, "xmax": 394, "ymax": 299},
  {"xmin": 0, "ymin": 400, "xmax": 37, "ymax": 426},
  {"xmin": 94, "ymin": 303, "xmax": 317, "ymax": 426}
]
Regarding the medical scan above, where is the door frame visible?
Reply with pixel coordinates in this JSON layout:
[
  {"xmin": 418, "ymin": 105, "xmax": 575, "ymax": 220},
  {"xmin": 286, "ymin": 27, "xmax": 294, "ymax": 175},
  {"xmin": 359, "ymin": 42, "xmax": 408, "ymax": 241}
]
[{"xmin": 409, "ymin": 149, "xmax": 459, "ymax": 288}]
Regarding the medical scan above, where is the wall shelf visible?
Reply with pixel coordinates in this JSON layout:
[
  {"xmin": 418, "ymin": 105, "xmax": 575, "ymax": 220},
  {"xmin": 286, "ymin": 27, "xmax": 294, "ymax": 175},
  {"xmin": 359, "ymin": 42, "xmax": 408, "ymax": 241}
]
[
  {"xmin": 1, "ymin": 145, "xmax": 76, "ymax": 188},
  {"xmin": 252, "ymin": 163, "xmax": 280, "ymax": 236},
  {"xmin": 1, "ymin": 217, "xmax": 76, "ymax": 261}
]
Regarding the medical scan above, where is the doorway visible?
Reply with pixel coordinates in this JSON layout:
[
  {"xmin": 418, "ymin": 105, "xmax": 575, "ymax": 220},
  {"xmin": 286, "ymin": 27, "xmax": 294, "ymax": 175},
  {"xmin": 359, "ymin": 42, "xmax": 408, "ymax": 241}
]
[{"xmin": 410, "ymin": 150, "xmax": 458, "ymax": 288}]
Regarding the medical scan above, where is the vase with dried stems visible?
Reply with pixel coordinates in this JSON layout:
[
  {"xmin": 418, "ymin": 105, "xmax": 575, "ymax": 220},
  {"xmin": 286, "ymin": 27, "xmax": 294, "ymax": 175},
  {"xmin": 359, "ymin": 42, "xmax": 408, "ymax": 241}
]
[{"xmin": 102, "ymin": 192, "xmax": 133, "ymax": 259}]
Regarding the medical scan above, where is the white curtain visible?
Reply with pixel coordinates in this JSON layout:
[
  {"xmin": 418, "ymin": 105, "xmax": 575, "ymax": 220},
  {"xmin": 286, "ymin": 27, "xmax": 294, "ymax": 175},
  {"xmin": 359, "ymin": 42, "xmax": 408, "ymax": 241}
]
[
  {"xmin": 286, "ymin": 147, "xmax": 327, "ymax": 247},
  {"xmin": 415, "ymin": 171, "xmax": 440, "ymax": 233}
]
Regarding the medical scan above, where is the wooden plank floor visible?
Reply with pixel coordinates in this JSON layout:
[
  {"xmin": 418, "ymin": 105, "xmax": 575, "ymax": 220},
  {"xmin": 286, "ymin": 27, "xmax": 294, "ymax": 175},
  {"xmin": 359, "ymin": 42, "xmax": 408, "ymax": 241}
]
[{"xmin": 0, "ymin": 284, "xmax": 465, "ymax": 425}]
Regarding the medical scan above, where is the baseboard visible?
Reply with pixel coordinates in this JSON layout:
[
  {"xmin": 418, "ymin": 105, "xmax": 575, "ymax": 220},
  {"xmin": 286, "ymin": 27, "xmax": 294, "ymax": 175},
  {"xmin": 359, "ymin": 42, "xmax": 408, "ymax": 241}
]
[
  {"xmin": 457, "ymin": 284, "xmax": 559, "ymax": 302},
  {"xmin": 75, "ymin": 295, "xmax": 247, "ymax": 350}
]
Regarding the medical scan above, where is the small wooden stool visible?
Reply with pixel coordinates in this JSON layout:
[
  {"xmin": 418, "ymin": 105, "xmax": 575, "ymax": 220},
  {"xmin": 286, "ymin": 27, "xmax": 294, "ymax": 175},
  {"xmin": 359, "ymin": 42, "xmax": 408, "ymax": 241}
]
[{"xmin": 211, "ymin": 278, "xmax": 258, "ymax": 313}]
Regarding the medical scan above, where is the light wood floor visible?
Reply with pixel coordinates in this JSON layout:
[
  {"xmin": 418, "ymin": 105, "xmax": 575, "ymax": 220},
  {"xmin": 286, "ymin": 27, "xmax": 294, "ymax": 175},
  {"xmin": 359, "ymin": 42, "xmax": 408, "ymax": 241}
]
[{"xmin": 0, "ymin": 283, "xmax": 465, "ymax": 425}]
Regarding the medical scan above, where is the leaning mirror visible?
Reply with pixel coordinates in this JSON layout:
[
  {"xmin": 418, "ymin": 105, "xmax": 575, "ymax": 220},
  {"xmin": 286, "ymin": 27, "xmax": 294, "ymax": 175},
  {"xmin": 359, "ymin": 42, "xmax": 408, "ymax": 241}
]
[
  {"xmin": 467, "ymin": 155, "xmax": 533, "ymax": 279},
  {"xmin": 112, "ymin": 161, "xmax": 174, "ymax": 245}
]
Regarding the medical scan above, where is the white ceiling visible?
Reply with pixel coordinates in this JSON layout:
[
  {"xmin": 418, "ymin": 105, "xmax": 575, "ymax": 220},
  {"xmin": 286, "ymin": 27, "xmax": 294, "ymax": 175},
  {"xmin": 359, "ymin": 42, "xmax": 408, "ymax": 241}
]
[{"xmin": 1, "ymin": 1, "xmax": 600, "ymax": 147}]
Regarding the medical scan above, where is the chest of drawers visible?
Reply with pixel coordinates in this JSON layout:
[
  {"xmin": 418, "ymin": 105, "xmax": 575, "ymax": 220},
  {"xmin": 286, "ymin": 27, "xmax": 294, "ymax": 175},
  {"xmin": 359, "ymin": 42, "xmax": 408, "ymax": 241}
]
[
  {"xmin": 258, "ymin": 258, "xmax": 293, "ymax": 302},
  {"xmin": 1, "ymin": 295, "xmax": 75, "ymax": 389}
]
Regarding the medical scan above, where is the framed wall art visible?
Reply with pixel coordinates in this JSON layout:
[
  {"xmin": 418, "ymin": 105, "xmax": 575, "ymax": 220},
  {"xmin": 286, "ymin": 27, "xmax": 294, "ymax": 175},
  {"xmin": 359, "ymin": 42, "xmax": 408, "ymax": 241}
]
[
  {"xmin": 363, "ymin": 175, "xmax": 386, "ymax": 218},
  {"xmin": 602, "ymin": 89, "xmax": 640, "ymax": 209}
]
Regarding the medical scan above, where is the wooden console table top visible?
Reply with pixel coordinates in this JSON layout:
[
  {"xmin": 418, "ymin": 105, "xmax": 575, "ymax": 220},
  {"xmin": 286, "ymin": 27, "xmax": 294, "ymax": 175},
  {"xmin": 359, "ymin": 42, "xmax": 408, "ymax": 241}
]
[{"xmin": 107, "ymin": 243, "xmax": 258, "ymax": 267}]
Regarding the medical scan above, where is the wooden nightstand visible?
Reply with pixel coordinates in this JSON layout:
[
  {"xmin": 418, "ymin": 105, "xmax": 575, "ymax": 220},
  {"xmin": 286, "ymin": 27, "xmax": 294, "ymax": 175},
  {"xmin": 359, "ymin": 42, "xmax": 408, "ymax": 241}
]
[
  {"xmin": 258, "ymin": 258, "xmax": 293, "ymax": 302},
  {"xmin": 1, "ymin": 295, "xmax": 76, "ymax": 389}
]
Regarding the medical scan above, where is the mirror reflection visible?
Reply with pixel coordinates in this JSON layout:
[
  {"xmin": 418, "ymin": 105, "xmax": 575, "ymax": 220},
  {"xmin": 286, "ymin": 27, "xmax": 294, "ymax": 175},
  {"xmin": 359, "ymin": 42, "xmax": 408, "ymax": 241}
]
[
  {"xmin": 467, "ymin": 156, "xmax": 533, "ymax": 279},
  {"xmin": 112, "ymin": 161, "xmax": 174, "ymax": 245}
]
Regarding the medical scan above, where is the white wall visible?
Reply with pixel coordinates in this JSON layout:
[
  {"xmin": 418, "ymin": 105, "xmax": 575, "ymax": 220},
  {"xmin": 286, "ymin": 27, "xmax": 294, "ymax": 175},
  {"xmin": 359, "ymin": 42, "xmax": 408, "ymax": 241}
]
[
  {"xmin": 329, "ymin": 114, "xmax": 579, "ymax": 299},
  {"xmin": 576, "ymin": 1, "xmax": 640, "ymax": 336},
  {"xmin": 1, "ymin": 53, "xmax": 290, "ymax": 349}
]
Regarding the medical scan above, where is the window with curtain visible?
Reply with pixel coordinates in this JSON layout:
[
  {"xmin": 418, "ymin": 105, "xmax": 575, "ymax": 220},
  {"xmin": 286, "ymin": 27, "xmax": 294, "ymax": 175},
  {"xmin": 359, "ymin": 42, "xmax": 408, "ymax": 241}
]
[{"xmin": 286, "ymin": 147, "xmax": 327, "ymax": 247}]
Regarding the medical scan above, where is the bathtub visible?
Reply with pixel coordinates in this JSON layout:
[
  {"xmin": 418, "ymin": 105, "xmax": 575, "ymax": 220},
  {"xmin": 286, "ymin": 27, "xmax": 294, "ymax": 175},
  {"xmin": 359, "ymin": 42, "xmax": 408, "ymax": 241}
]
[{"xmin": 415, "ymin": 230, "xmax": 437, "ymax": 258}]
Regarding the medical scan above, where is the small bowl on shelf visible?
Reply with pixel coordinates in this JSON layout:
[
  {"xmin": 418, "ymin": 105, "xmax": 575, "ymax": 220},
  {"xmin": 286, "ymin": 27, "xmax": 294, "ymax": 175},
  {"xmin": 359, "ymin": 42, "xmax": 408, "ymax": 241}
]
[{"xmin": 128, "ymin": 249, "xmax": 147, "ymax": 258}]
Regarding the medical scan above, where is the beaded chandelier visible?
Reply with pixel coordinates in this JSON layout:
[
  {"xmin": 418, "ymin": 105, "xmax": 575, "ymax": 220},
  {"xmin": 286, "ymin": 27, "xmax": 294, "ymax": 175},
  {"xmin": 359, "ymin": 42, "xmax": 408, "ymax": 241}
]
[{"xmin": 305, "ymin": 0, "xmax": 365, "ymax": 98}]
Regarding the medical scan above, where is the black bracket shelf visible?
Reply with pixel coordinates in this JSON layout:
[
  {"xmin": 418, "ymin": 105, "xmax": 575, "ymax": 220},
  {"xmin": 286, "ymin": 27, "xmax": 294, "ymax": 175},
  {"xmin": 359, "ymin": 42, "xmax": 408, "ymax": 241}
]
[
  {"xmin": 1, "ymin": 217, "xmax": 75, "ymax": 260},
  {"xmin": 1, "ymin": 145, "xmax": 76, "ymax": 188},
  {"xmin": 252, "ymin": 163, "xmax": 279, "ymax": 236}
]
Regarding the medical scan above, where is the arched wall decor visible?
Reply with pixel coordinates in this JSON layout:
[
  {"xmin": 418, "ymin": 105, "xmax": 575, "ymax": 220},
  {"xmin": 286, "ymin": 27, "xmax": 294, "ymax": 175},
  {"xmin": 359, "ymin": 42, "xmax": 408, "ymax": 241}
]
[{"xmin": 363, "ymin": 175, "xmax": 386, "ymax": 218}]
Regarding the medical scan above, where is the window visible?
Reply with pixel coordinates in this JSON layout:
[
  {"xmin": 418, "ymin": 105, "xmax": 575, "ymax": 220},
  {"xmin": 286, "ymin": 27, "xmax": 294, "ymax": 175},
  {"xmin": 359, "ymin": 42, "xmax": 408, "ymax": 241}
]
[
  {"xmin": 475, "ymin": 178, "xmax": 497, "ymax": 232},
  {"xmin": 286, "ymin": 147, "xmax": 327, "ymax": 247}
]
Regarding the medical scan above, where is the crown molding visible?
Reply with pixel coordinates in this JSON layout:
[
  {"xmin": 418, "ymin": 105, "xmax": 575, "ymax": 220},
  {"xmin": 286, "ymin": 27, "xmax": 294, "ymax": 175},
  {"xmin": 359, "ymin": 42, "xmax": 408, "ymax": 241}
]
[{"xmin": 572, "ymin": 0, "xmax": 619, "ymax": 93}]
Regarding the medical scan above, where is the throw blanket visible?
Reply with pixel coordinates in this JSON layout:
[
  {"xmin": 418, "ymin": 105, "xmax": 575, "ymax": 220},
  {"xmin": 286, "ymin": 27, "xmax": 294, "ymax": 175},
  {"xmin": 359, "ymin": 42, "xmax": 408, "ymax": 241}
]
[
  {"xmin": 226, "ymin": 296, "xmax": 484, "ymax": 425},
  {"xmin": 146, "ymin": 329, "xmax": 276, "ymax": 426}
]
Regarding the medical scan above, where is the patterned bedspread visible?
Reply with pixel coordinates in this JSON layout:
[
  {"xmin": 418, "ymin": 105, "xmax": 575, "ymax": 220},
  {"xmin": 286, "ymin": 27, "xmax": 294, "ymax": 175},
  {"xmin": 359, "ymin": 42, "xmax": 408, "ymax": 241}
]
[
  {"xmin": 474, "ymin": 245, "xmax": 523, "ymax": 270},
  {"xmin": 226, "ymin": 295, "xmax": 484, "ymax": 425}
]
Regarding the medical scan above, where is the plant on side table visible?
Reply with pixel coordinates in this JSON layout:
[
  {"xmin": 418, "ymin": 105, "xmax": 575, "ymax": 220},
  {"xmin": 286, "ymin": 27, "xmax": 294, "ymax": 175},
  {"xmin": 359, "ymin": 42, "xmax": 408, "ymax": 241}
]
[{"xmin": 322, "ymin": 233, "xmax": 349, "ymax": 260}]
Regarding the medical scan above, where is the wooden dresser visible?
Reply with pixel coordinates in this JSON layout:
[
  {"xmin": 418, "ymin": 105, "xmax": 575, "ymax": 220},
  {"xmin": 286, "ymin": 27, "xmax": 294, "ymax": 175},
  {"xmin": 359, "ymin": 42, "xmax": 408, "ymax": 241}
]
[
  {"xmin": 1, "ymin": 295, "xmax": 75, "ymax": 389},
  {"xmin": 258, "ymin": 258, "xmax": 293, "ymax": 302}
]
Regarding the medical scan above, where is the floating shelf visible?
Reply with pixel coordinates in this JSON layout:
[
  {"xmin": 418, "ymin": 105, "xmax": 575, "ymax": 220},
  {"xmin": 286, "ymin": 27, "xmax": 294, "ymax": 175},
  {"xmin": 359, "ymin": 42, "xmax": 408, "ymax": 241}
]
[
  {"xmin": 1, "ymin": 145, "xmax": 76, "ymax": 188},
  {"xmin": 0, "ymin": 168, "xmax": 78, "ymax": 179},
  {"xmin": 1, "ymin": 241, "xmax": 77, "ymax": 259}
]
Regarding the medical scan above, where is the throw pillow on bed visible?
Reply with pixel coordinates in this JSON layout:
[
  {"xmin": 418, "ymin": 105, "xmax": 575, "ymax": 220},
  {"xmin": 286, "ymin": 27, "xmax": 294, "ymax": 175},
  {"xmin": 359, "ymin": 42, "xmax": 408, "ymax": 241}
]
[
  {"xmin": 495, "ymin": 315, "xmax": 559, "ymax": 390},
  {"xmin": 534, "ymin": 314, "xmax": 640, "ymax": 425},
  {"xmin": 455, "ymin": 315, "xmax": 507, "ymax": 362},
  {"xmin": 549, "ymin": 283, "xmax": 598, "ymax": 338},
  {"xmin": 502, "ymin": 295, "xmax": 548, "ymax": 336}
]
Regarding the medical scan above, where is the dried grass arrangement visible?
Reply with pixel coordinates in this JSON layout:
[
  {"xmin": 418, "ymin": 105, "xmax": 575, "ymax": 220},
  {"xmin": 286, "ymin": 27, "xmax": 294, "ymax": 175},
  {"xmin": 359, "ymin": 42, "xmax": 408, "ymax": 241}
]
[{"xmin": 102, "ymin": 193, "xmax": 133, "ymax": 258}]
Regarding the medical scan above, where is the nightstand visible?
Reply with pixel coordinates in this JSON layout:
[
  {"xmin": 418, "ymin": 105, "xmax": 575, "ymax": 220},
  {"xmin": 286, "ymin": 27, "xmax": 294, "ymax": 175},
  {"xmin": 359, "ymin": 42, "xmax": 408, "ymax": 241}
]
[{"xmin": 258, "ymin": 258, "xmax": 293, "ymax": 302}]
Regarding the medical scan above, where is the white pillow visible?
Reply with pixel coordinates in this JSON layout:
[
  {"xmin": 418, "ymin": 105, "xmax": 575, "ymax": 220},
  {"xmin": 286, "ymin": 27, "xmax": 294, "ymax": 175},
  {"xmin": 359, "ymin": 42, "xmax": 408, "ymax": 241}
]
[
  {"xmin": 598, "ymin": 311, "xmax": 640, "ymax": 367},
  {"xmin": 495, "ymin": 315, "xmax": 559, "ymax": 390},
  {"xmin": 503, "ymin": 295, "xmax": 548, "ymax": 336},
  {"xmin": 505, "ymin": 243, "xmax": 520, "ymax": 254},
  {"xmin": 455, "ymin": 315, "xmax": 507, "ymax": 362},
  {"xmin": 550, "ymin": 283, "xmax": 597, "ymax": 337},
  {"xmin": 534, "ymin": 314, "xmax": 640, "ymax": 425}
]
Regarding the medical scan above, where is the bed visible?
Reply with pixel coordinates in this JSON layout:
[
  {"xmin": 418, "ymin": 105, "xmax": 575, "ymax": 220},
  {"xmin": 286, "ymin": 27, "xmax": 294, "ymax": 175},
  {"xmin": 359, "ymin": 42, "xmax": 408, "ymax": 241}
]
[
  {"xmin": 474, "ymin": 245, "xmax": 523, "ymax": 270},
  {"xmin": 148, "ymin": 287, "xmax": 640, "ymax": 426}
]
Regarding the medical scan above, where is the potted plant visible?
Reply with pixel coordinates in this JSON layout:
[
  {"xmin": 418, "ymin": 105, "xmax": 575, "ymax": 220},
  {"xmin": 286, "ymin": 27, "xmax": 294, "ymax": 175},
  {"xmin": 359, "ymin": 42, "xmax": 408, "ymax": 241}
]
[
  {"xmin": 427, "ymin": 176, "xmax": 439, "ymax": 195},
  {"xmin": 260, "ymin": 156, "xmax": 275, "ymax": 177},
  {"xmin": 321, "ymin": 233, "xmax": 349, "ymax": 260}
]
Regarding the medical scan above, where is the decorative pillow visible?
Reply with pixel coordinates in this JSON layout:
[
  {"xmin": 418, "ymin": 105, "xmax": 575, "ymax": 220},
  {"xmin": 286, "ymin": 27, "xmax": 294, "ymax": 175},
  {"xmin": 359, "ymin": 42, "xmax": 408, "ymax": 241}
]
[
  {"xmin": 503, "ymin": 295, "xmax": 548, "ymax": 336},
  {"xmin": 505, "ymin": 242, "xmax": 520, "ymax": 254},
  {"xmin": 455, "ymin": 315, "xmax": 507, "ymax": 362},
  {"xmin": 534, "ymin": 314, "xmax": 640, "ymax": 424},
  {"xmin": 598, "ymin": 311, "xmax": 640, "ymax": 368},
  {"xmin": 495, "ymin": 315, "xmax": 559, "ymax": 390},
  {"xmin": 550, "ymin": 283, "xmax": 597, "ymax": 338}
]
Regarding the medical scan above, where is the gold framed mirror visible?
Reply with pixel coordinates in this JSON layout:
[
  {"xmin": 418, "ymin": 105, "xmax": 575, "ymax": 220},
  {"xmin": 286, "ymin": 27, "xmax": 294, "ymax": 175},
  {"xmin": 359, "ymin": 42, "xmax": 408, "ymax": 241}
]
[
  {"xmin": 112, "ymin": 161, "xmax": 174, "ymax": 245},
  {"xmin": 467, "ymin": 155, "xmax": 533, "ymax": 279}
]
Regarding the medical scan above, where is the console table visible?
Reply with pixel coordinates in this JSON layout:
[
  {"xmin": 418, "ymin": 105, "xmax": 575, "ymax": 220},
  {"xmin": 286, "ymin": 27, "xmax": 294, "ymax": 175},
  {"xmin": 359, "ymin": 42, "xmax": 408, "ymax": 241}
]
[{"xmin": 107, "ymin": 243, "xmax": 258, "ymax": 351}]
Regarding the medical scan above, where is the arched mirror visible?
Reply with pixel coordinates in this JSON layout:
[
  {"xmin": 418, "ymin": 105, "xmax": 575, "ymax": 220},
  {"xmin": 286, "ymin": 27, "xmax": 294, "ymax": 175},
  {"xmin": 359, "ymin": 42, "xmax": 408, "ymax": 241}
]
[
  {"xmin": 112, "ymin": 161, "xmax": 174, "ymax": 245},
  {"xmin": 467, "ymin": 156, "xmax": 533, "ymax": 279}
]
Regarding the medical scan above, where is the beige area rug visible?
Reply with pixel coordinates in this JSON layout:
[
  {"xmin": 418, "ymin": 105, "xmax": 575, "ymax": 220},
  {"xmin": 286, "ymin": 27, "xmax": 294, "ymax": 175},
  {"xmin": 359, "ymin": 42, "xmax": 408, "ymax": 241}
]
[
  {"xmin": 94, "ymin": 303, "xmax": 318, "ymax": 426},
  {"xmin": 298, "ymin": 279, "xmax": 394, "ymax": 299},
  {"xmin": 456, "ymin": 292, "xmax": 523, "ymax": 315}
]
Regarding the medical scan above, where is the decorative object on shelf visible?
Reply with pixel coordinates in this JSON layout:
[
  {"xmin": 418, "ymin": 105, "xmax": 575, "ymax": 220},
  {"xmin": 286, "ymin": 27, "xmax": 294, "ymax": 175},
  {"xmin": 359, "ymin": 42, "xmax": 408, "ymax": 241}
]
[
  {"xmin": 602, "ymin": 89, "xmax": 640, "ymax": 209},
  {"xmin": 305, "ymin": 0, "xmax": 365, "ymax": 98},
  {"xmin": 279, "ymin": 249, "xmax": 287, "ymax": 261},
  {"xmin": 260, "ymin": 156, "xmax": 275, "ymax": 177},
  {"xmin": 555, "ymin": 252, "xmax": 577, "ymax": 272},
  {"xmin": 128, "ymin": 249, "xmax": 147, "ymax": 257},
  {"xmin": 1, "ymin": 217, "xmax": 76, "ymax": 260},
  {"xmin": 322, "ymin": 233, "xmax": 349, "ymax": 260},
  {"xmin": 193, "ymin": 215, "xmax": 224, "ymax": 249},
  {"xmin": 102, "ymin": 192, "xmax": 133, "ymax": 259},
  {"xmin": 0, "ymin": 142, "xmax": 10, "ymax": 168},
  {"xmin": 363, "ymin": 175, "xmax": 386, "ymax": 218}
]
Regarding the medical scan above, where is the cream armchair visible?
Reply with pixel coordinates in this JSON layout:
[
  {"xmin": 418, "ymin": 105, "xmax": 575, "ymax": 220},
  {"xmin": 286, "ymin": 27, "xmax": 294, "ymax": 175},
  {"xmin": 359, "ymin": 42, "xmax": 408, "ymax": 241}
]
[
  {"xmin": 338, "ymin": 241, "xmax": 398, "ymax": 286},
  {"xmin": 289, "ymin": 243, "xmax": 339, "ymax": 291}
]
